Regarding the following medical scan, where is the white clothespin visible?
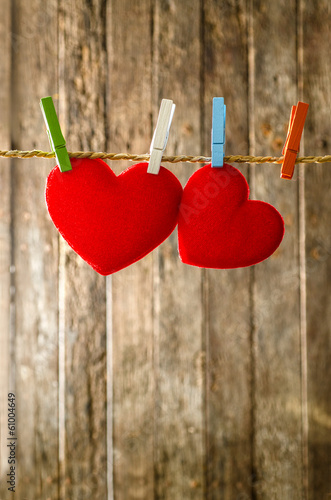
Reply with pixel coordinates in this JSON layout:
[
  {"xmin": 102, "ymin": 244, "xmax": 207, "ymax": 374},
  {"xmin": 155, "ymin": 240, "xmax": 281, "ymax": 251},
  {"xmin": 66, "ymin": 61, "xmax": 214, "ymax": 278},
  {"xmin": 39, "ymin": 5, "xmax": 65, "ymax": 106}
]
[{"xmin": 147, "ymin": 99, "xmax": 176, "ymax": 174}]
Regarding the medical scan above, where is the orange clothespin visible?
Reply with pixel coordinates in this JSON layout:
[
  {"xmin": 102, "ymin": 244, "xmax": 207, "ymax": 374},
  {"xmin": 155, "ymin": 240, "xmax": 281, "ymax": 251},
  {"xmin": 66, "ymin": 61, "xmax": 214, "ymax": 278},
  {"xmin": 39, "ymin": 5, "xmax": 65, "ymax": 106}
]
[{"xmin": 280, "ymin": 101, "xmax": 309, "ymax": 179}]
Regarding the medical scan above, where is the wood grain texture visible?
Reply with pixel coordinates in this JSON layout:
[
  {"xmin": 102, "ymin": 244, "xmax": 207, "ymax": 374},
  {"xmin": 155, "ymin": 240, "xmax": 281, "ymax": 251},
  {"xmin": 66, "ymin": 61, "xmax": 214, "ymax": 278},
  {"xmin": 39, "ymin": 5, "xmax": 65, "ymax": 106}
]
[
  {"xmin": 302, "ymin": 1, "xmax": 331, "ymax": 498},
  {"xmin": 58, "ymin": 1, "xmax": 108, "ymax": 498},
  {"xmin": 9, "ymin": 1, "xmax": 60, "ymax": 498},
  {"xmin": 107, "ymin": 1, "xmax": 155, "ymax": 499},
  {"xmin": 0, "ymin": 2, "xmax": 331, "ymax": 499},
  {"xmin": 202, "ymin": 1, "xmax": 253, "ymax": 498},
  {"xmin": 153, "ymin": 1, "xmax": 204, "ymax": 498},
  {"xmin": 0, "ymin": 0, "xmax": 12, "ymax": 492},
  {"xmin": 251, "ymin": 0, "xmax": 303, "ymax": 497}
]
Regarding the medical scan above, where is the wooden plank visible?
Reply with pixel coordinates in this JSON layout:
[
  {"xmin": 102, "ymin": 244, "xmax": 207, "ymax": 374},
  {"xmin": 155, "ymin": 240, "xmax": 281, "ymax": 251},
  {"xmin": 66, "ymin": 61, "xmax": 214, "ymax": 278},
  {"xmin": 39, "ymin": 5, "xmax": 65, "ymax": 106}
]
[
  {"xmin": 107, "ymin": 1, "xmax": 155, "ymax": 499},
  {"xmin": 58, "ymin": 1, "xmax": 108, "ymax": 498},
  {"xmin": 9, "ymin": 1, "xmax": 59, "ymax": 498},
  {"xmin": 251, "ymin": 0, "xmax": 303, "ymax": 497},
  {"xmin": 202, "ymin": 1, "xmax": 253, "ymax": 498},
  {"xmin": 0, "ymin": 0, "xmax": 12, "ymax": 493},
  {"xmin": 302, "ymin": 2, "xmax": 331, "ymax": 498},
  {"xmin": 153, "ymin": 1, "xmax": 205, "ymax": 498}
]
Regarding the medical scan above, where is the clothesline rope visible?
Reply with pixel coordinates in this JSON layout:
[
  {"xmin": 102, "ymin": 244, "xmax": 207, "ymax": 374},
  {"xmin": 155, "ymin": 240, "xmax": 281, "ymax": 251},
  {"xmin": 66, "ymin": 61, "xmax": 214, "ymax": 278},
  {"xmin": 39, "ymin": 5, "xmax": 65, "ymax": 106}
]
[{"xmin": 0, "ymin": 149, "xmax": 331, "ymax": 164}]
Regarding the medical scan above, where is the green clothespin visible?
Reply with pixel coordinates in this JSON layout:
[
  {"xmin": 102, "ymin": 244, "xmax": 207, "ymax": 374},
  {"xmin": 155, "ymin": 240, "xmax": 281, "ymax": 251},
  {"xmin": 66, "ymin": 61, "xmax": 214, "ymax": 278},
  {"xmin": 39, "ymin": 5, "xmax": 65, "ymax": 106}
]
[{"xmin": 40, "ymin": 96, "xmax": 72, "ymax": 172}]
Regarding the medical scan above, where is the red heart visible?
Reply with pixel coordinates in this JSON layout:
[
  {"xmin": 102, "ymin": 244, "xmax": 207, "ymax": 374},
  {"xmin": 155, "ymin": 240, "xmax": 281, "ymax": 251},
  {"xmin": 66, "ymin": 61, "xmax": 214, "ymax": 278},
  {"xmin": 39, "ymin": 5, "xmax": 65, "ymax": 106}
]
[
  {"xmin": 46, "ymin": 159, "xmax": 183, "ymax": 275},
  {"xmin": 178, "ymin": 163, "xmax": 284, "ymax": 268}
]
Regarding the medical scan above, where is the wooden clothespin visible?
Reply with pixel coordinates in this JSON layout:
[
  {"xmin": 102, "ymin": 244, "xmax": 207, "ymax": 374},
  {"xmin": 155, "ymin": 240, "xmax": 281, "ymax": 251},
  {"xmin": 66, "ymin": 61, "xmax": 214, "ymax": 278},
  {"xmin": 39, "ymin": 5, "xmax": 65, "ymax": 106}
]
[
  {"xmin": 211, "ymin": 97, "xmax": 226, "ymax": 167},
  {"xmin": 40, "ymin": 96, "xmax": 72, "ymax": 172},
  {"xmin": 280, "ymin": 101, "xmax": 309, "ymax": 179},
  {"xmin": 147, "ymin": 99, "xmax": 176, "ymax": 175}
]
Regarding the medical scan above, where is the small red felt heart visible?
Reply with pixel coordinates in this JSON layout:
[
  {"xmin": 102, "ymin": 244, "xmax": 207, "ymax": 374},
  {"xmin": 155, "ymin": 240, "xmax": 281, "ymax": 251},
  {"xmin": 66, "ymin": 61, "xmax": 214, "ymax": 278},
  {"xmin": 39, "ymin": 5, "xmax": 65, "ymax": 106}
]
[
  {"xmin": 178, "ymin": 163, "xmax": 284, "ymax": 268},
  {"xmin": 46, "ymin": 159, "xmax": 183, "ymax": 275}
]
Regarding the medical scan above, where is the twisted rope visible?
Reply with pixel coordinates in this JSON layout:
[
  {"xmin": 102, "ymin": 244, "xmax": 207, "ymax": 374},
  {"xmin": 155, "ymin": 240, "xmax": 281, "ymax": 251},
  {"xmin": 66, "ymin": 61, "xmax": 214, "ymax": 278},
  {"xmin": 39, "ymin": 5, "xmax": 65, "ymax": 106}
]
[{"xmin": 0, "ymin": 149, "xmax": 330, "ymax": 164}]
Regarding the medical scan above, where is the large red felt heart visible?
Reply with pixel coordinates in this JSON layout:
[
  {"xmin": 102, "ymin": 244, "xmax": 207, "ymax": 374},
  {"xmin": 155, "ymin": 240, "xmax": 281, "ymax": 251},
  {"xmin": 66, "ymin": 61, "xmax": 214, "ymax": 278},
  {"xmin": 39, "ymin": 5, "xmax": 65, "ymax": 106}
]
[
  {"xmin": 46, "ymin": 159, "xmax": 183, "ymax": 275},
  {"xmin": 178, "ymin": 163, "xmax": 284, "ymax": 268}
]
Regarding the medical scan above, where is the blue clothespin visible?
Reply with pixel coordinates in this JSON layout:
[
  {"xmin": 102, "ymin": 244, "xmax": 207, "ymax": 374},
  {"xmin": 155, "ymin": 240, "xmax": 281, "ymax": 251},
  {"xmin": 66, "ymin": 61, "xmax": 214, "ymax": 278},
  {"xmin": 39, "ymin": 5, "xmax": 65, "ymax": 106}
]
[
  {"xmin": 211, "ymin": 97, "xmax": 226, "ymax": 167},
  {"xmin": 40, "ymin": 96, "xmax": 72, "ymax": 172}
]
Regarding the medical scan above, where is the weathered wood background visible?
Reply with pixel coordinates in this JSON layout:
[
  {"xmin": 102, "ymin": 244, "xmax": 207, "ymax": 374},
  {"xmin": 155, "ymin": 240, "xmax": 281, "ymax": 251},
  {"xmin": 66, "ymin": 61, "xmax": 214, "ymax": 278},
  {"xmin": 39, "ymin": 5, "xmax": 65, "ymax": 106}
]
[{"xmin": 0, "ymin": 0, "xmax": 330, "ymax": 499}]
